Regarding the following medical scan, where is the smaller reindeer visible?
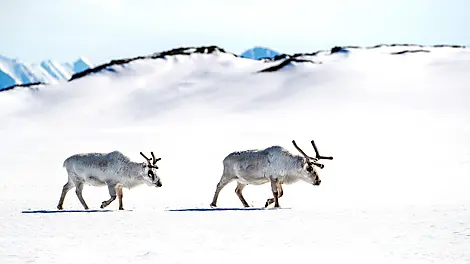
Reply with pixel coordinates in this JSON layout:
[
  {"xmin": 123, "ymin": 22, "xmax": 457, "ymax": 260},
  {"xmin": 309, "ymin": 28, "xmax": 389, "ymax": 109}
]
[
  {"xmin": 57, "ymin": 151, "xmax": 162, "ymax": 210},
  {"xmin": 210, "ymin": 140, "xmax": 333, "ymax": 208}
]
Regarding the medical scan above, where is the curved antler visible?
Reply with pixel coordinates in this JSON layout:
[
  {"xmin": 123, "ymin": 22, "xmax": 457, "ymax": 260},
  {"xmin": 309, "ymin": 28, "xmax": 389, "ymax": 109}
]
[
  {"xmin": 140, "ymin": 152, "xmax": 152, "ymax": 163},
  {"xmin": 310, "ymin": 140, "xmax": 333, "ymax": 160},
  {"xmin": 141, "ymin": 152, "xmax": 162, "ymax": 168},
  {"xmin": 150, "ymin": 152, "xmax": 162, "ymax": 165},
  {"xmin": 293, "ymin": 140, "xmax": 329, "ymax": 169},
  {"xmin": 292, "ymin": 140, "xmax": 317, "ymax": 161}
]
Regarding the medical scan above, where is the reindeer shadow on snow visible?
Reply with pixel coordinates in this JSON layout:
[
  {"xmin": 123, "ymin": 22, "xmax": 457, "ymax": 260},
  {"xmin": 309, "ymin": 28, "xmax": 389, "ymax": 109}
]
[
  {"xmin": 21, "ymin": 209, "xmax": 115, "ymax": 214},
  {"xmin": 24, "ymin": 139, "xmax": 332, "ymax": 213}
]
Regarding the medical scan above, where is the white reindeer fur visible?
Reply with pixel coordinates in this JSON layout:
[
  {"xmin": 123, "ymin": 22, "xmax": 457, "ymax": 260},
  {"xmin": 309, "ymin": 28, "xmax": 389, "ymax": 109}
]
[
  {"xmin": 223, "ymin": 146, "xmax": 317, "ymax": 185},
  {"xmin": 211, "ymin": 145, "xmax": 321, "ymax": 208},
  {"xmin": 63, "ymin": 151, "xmax": 160, "ymax": 188},
  {"xmin": 57, "ymin": 151, "xmax": 162, "ymax": 210}
]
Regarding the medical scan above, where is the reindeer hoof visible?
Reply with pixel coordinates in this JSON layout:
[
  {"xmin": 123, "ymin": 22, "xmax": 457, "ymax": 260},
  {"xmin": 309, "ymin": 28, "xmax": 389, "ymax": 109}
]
[
  {"xmin": 100, "ymin": 202, "xmax": 107, "ymax": 209},
  {"xmin": 57, "ymin": 205, "xmax": 63, "ymax": 210},
  {"xmin": 210, "ymin": 203, "xmax": 217, "ymax": 208}
]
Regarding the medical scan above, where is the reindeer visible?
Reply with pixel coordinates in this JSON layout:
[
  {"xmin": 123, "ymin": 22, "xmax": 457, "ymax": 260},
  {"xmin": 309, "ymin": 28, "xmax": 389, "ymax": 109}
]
[
  {"xmin": 57, "ymin": 151, "xmax": 162, "ymax": 210},
  {"xmin": 210, "ymin": 140, "xmax": 332, "ymax": 208}
]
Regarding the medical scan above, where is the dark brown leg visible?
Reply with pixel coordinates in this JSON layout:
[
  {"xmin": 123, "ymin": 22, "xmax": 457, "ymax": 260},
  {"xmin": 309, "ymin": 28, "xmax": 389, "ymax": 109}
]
[
  {"xmin": 235, "ymin": 183, "xmax": 249, "ymax": 207},
  {"xmin": 270, "ymin": 178, "xmax": 280, "ymax": 208},
  {"xmin": 265, "ymin": 182, "xmax": 283, "ymax": 208}
]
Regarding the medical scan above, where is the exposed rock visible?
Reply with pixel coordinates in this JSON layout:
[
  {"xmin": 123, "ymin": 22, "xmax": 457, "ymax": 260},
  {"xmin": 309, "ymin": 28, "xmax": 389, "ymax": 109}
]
[
  {"xmin": 70, "ymin": 45, "xmax": 235, "ymax": 81},
  {"xmin": 258, "ymin": 58, "xmax": 317, "ymax": 73},
  {"xmin": 390, "ymin": 50, "xmax": 430, "ymax": 55},
  {"xmin": 0, "ymin": 82, "xmax": 44, "ymax": 93}
]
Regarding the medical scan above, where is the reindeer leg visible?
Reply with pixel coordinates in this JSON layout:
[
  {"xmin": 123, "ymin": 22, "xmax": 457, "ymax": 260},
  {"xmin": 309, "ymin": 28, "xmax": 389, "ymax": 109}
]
[
  {"xmin": 265, "ymin": 182, "xmax": 283, "ymax": 208},
  {"xmin": 57, "ymin": 180, "xmax": 74, "ymax": 210},
  {"xmin": 74, "ymin": 182, "xmax": 89, "ymax": 210},
  {"xmin": 101, "ymin": 183, "xmax": 117, "ymax": 209},
  {"xmin": 268, "ymin": 178, "xmax": 281, "ymax": 208},
  {"xmin": 210, "ymin": 174, "xmax": 234, "ymax": 207},
  {"xmin": 116, "ymin": 183, "xmax": 124, "ymax": 210},
  {"xmin": 235, "ymin": 183, "xmax": 250, "ymax": 207}
]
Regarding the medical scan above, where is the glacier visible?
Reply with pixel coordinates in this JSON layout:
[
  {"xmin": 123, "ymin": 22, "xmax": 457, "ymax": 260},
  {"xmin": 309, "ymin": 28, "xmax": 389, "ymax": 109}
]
[
  {"xmin": 0, "ymin": 55, "xmax": 94, "ymax": 90},
  {"xmin": 240, "ymin": 46, "xmax": 281, "ymax": 60}
]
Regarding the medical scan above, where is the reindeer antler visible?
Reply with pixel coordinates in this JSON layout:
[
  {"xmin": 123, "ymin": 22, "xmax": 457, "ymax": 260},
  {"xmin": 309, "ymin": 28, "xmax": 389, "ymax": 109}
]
[
  {"xmin": 310, "ymin": 140, "xmax": 333, "ymax": 160},
  {"xmin": 292, "ymin": 140, "xmax": 318, "ymax": 161},
  {"xmin": 312, "ymin": 161, "xmax": 325, "ymax": 169},
  {"xmin": 140, "ymin": 152, "xmax": 152, "ymax": 163},
  {"xmin": 293, "ymin": 140, "xmax": 331, "ymax": 169},
  {"xmin": 141, "ymin": 152, "xmax": 162, "ymax": 168},
  {"xmin": 150, "ymin": 152, "xmax": 162, "ymax": 167}
]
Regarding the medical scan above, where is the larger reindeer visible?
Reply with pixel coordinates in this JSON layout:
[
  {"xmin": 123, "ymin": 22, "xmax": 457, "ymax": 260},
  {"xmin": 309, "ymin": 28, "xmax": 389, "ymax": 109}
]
[
  {"xmin": 210, "ymin": 140, "xmax": 333, "ymax": 208},
  {"xmin": 57, "ymin": 151, "xmax": 162, "ymax": 210}
]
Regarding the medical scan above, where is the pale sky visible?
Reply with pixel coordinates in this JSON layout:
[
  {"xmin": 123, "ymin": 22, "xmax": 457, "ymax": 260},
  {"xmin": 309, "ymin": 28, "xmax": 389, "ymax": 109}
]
[{"xmin": 0, "ymin": 0, "xmax": 468, "ymax": 64}]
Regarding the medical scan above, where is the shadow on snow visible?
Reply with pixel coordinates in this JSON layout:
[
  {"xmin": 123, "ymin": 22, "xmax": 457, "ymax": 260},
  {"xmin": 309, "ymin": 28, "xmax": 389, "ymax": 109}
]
[
  {"xmin": 20, "ymin": 208, "xmax": 288, "ymax": 213},
  {"xmin": 21, "ymin": 209, "xmax": 115, "ymax": 214},
  {"xmin": 166, "ymin": 207, "xmax": 289, "ymax": 212}
]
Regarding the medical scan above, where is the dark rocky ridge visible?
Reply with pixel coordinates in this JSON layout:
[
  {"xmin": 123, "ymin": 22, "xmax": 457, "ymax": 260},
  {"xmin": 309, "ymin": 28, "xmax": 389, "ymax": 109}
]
[
  {"xmin": 69, "ymin": 43, "xmax": 469, "ymax": 79},
  {"xmin": 369, "ymin": 43, "xmax": 465, "ymax": 49},
  {"xmin": 0, "ymin": 82, "xmax": 44, "ymax": 93},
  {"xmin": 390, "ymin": 50, "xmax": 430, "ymax": 55},
  {"xmin": 70, "ymin": 46, "xmax": 235, "ymax": 81},
  {"xmin": 258, "ymin": 58, "xmax": 319, "ymax": 73},
  {"xmin": 260, "ymin": 46, "xmax": 352, "ymax": 63}
]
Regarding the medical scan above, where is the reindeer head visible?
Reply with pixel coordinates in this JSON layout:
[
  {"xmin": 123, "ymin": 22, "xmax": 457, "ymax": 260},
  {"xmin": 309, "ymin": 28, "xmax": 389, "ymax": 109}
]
[
  {"xmin": 140, "ymin": 152, "xmax": 162, "ymax": 187},
  {"xmin": 292, "ymin": 140, "xmax": 333, "ymax": 186}
]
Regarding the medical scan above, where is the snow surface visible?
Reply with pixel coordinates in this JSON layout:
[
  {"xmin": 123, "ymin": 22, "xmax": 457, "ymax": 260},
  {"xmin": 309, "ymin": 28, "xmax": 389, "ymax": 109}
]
[{"xmin": 1, "ymin": 46, "xmax": 470, "ymax": 264}]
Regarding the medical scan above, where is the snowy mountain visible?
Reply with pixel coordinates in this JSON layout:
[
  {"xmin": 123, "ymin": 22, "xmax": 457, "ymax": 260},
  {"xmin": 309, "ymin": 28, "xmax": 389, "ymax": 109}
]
[
  {"xmin": 73, "ymin": 57, "xmax": 94, "ymax": 74},
  {"xmin": 0, "ymin": 55, "xmax": 41, "ymax": 88},
  {"xmin": 240, "ymin": 46, "xmax": 281, "ymax": 60},
  {"xmin": 40, "ymin": 60, "xmax": 72, "ymax": 81},
  {"xmin": 0, "ymin": 55, "xmax": 93, "ymax": 90},
  {"xmin": 1, "ymin": 44, "xmax": 470, "ymax": 264}
]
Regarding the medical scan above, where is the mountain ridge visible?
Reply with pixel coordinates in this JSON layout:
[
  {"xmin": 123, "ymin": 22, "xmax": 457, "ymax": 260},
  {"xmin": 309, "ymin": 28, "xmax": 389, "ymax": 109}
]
[
  {"xmin": 0, "ymin": 55, "xmax": 94, "ymax": 90},
  {"xmin": 1, "ymin": 43, "xmax": 467, "ymax": 92}
]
